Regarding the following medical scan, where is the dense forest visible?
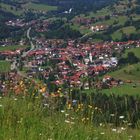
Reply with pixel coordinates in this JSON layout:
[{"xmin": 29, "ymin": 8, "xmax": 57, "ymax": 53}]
[{"xmin": 38, "ymin": 0, "xmax": 117, "ymax": 15}]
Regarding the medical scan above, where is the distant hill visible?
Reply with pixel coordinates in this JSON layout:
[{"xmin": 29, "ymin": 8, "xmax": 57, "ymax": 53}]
[
  {"xmin": 1, "ymin": 0, "xmax": 117, "ymax": 16},
  {"xmin": 68, "ymin": 0, "xmax": 140, "ymax": 42},
  {"xmin": 2, "ymin": 0, "xmax": 140, "ymax": 41},
  {"xmin": 0, "ymin": 0, "xmax": 58, "ymax": 16},
  {"xmin": 0, "ymin": 9, "xmax": 16, "ymax": 21},
  {"xmin": 39, "ymin": 0, "xmax": 117, "ymax": 14}
]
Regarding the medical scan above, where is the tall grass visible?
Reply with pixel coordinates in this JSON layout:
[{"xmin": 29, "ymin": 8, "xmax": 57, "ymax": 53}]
[{"xmin": 0, "ymin": 96, "xmax": 140, "ymax": 140}]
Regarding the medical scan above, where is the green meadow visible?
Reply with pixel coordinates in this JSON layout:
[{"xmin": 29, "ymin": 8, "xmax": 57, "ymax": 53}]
[
  {"xmin": 23, "ymin": 2, "xmax": 57, "ymax": 12},
  {"xmin": 0, "ymin": 96, "xmax": 140, "ymax": 140},
  {"xmin": 106, "ymin": 63, "xmax": 140, "ymax": 82},
  {"xmin": 0, "ymin": 45, "xmax": 28, "ymax": 51},
  {"xmin": 111, "ymin": 26, "xmax": 136, "ymax": 40},
  {"xmin": 82, "ymin": 82, "xmax": 140, "ymax": 96},
  {"xmin": 102, "ymin": 47, "xmax": 140, "ymax": 96},
  {"xmin": 102, "ymin": 83, "xmax": 140, "ymax": 96},
  {"xmin": 123, "ymin": 47, "xmax": 140, "ymax": 59},
  {"xmin": 1, "ymin": 2, "xmax": 57, "ymax": 16},
  {"xmin": 0, "ymin": 61, "xmax": 11, "ymax": 73},
  {"xmin": 0, "ymin": 3, "xmax": 23, "ymax": 16}
]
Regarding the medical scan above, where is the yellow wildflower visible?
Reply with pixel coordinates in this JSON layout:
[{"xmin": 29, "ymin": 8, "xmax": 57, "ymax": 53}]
[
  {"xmin": 67, "ymin": 104, "xmax": 71, "ymax": 110},
  {"xmin": 82, "ymin": 118, "xmax": 85, "ymax": 122}
]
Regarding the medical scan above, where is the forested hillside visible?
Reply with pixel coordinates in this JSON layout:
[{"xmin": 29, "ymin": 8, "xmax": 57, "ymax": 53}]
[{"xmin": 1, "ymin": 0, "xmax": 117, "ymax": 15}]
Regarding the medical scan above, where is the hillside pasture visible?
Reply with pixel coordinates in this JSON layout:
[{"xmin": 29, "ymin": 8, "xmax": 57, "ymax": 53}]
[
  {"xmin": 1, "ymin": 2, "xmax": 57, "ymax": 16},
  {"xmin": 1, "ymin": 3, "xmax": 23, "ymax": 16},
  {"xmin": 102, "ymin": 83, "xmax": 140, "ymax": 96},
  {"xmin": 0, "ymin": 61, "xmax": 11, "ymax": 73},
  {"xmin": 0, "ymin": 45, "xmax": 29, "ymax": 52},
  {"xmin": 123, "ymin": 47, "xmax": 140, "ymax": 59},
  {"xmin": 111, "ymin": 26, "xmax": 136, "ymax": 40},
  {"xmin": 107, "ymin": 63, "xmax": 140, "ymax": 82},
  {"xmin": 23, "ymin": 2, "xmax": 57, "ymax": 12}
]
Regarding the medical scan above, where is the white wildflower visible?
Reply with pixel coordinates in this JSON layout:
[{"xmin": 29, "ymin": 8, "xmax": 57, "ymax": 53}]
[
  {"xmin": 128, "ymin": 123, "xmax": 132, "ymax": 126},
  {"xmin": 44, "ymin": 103, "xmax": 49, "ymax": 107},
  {"xmin": 112, "ymin": 128, "xmax": 117, "ymax": 132},
  {"xmin": 117, "ymin": 130, "xmax": 122, "ymax": 134},
  {"xmin": 65, "ymin": 120, "xmax": 70, "ymax": 124},
  {"xmin": 121, "ymin": 127, "xmax": 126, "ymax": 131},
  {"xmin": 119, "ymin": 116, "xmax": 124, "ymax": 119},
  {"xmin": 95, "ymin": 107, "xmax": 98, "ymax": 110},
  {"xmin": 71, "ymin": 117, "xmax": 75, "ymax": 120},
  {"xmin": 65, "ymin": 113, "xmax": 69, "ymax": 117},
  {"xmin": 17, "ymin": 120, "xmax": 19, "ymax": 123},
  {"xmin": 100, "ymin": 123, "xmax": 103, "ymax": 126},
  {"xmin": 100, "ymin": 132, "xmax": 105, "ymax": 135},
  {"xmin": 128, "ymin": 136, "xmax": 133, "ymax": 138},
  {"xmin": 110, "ymin": 114, "xmax": 115, "ymax": 117},
  {"xmin": 61, "ymin": 110, "xmax": 65, "ymax": 113},
  {"xmin": 70, "ymin": 122, "xmax": 75, "ymax": 124}
]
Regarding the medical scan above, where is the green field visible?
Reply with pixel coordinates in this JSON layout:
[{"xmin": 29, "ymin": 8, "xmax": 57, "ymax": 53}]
[
  {"xmin": 111, "ymin": 31, "xmax": 122, "ymax": 40},
  {"xmin": 95, "ymin": 16, "xmax": 127, "ymax": 26},
  {"xmin": 96, "ymin": 47, "xmax": 140, "ymax": 96},
  {"xmin": 23, "ymin": 2, "xmax": 57, "ymax": 12},
  {"xmin": 1, "ymin": 3, "xmax": 23, "ymax": 16},
  {"xmin": 106, "ymin": 63, "xmax": 140, "ymax": 82},
  {"xmin": 82, "ymin": 82, "xmax": 140, "ymax": 96},
  {"xmin": 111, "ymin": 26, "xmax": 136, "ymax": 40},
  {"xmin": 0, "ymin": 61, "xmax": 11, "ymax": 73},
  {"xmin": 1, "ymin": 2, "xmax": 57, "ymax": 16},
  {"xmin": 0, "ymin": 45, "xmax": 28, "ymax": 51},
  {"xmin": 123, "ymin": 47, "xmax": 140, "ymax": 59},
  {"xmin": 102, "ymin": 83, "xmax": 140, "ymax": 96},
  {"xmin": 89, "ymin": 7, "xmax": 112, "ymax": 18}
]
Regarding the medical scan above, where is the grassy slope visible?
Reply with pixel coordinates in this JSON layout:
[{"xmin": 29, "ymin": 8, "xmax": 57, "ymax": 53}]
[
  {"xmin": 89, "ymin": 7, "xmax": 112, "ymax": 17},
  {"xmin": 71, "ymin": 0, "xmax": 140, "ymax": 41},
  {"xmin": 1, "ymin": 2, "xmax": 57, "ymax": 16},
  {"xmin": 123, "ymin": 47, "xmax": 140, "ymax": 59},
  {"xmin": 0, "ymin": 3, "xmax": 23, "ymax": 16},
  {"xmin": 0, "ymin": 61, "xmax": 11, "ymax": 73},
  {"xmin": 108, "ymin": 63, "xmax": 140, "ymax": 82},
  {"xmin": 0, "ymin": 97, "xmax": 140, "ymax": 140},
  {"xmin": 0, "ymin": 45, "xmax": 28, "ymax": 51},
  {"xmin": 83, "ymin": 82, "xmax": 140, "ymax": 96},
  {"xmin": 23, "ymin": 2, "xmax": 57, "ymax": 12},
  {"xmin": 107, "ymin": 47, "xmax": 140, "ymax": 81},
  {"xmin": 111, "ymin": 26, "xmax": 136, "ymax": 40},
  {"xmin": 102, "ymin": 83, "xmax": 140, "ymax": 96},
  {"xmin": 100, "ymin": 47, "xmax": 140, "ymax": 96}
]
